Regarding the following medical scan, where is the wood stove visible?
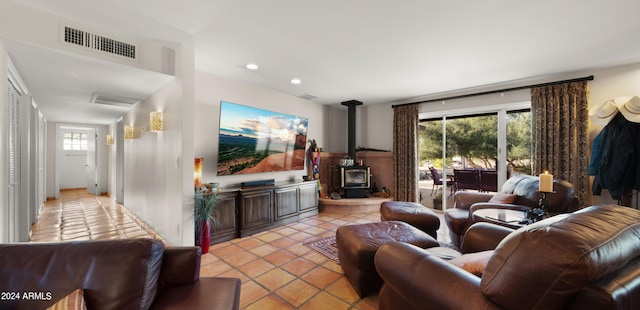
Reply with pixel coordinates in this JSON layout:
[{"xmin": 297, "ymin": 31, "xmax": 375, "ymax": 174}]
[
  {"xmin": 340, "ymin": 100, "xmax": 371, "ymax": 198},
  {"xmin": 341, "ymin": 165, "xmax": 370, "ymax": 198}
]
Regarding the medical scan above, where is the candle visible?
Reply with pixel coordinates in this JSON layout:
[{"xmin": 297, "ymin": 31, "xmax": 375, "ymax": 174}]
[{"xmin": 539, "ymin": 171, "xmax": 553, "ymax": 192}]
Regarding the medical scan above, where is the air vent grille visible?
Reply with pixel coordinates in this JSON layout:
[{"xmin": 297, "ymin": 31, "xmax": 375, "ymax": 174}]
[
  {"xmin": 299, "ymin": 93, "xmax": 320, "ymax": 100},
  {"xmin": 90, "ymin": 93, "xmax": 140, "ymax": 107},
  {"xmin": 64, "ymin": 26, "xmax": 137, "ymax": 60}
]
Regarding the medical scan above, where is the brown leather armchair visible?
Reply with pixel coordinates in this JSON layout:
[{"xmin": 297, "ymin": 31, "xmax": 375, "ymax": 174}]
[
  {"xmin": 444, "ymin": 173, "xmax": 579, "ymax": 248},
  {"xmin": 0, "ymin": 239, "xmax": 241, "ymax": 310},
  {"xmin": 375, "ymin": 205, "xmax": 640, "ymax": 310}
]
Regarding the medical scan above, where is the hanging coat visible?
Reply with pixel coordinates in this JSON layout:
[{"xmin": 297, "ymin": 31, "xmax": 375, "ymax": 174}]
[
  {"xmin": 592, "ymin": 113, "xmax": 640, "ymax": 200},
  {"xmin": 588, "ymin": 127, "xmax": 606, "ymax": 176}
]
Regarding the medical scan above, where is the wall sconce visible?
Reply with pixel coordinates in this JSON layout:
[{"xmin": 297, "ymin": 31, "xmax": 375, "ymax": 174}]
[
  {"xmin": 106, "ymin": 134, "xmax": 114, "ymax": 145},
  {"xmin": 124, "ymin": 125, "xmax": 134, "ymax": 139},
  {"xmin": 150, "ymin": 111, "xmax": 163, "ymax": 132},
  {"xmin": 194, "ymin": 158, "xmax": 204, "ymax": 191}
]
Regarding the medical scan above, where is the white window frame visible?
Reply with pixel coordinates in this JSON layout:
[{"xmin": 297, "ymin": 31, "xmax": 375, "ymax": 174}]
[{"xmin": 62, "ymin": 131, "xmax": 88, "ymax": 151}]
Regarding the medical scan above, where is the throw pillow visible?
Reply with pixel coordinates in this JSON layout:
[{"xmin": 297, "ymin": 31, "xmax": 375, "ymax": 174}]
[
  {"xmin": 488, "ymin": 192, "xmax": 517, "ymax": 204},
  {"xmin": 46, "ymin": 289, "xmax": 87, "ymax": 310},
  {"xmin": 449, "ymin": 250, "xmax": 493, "ymax": 276}
]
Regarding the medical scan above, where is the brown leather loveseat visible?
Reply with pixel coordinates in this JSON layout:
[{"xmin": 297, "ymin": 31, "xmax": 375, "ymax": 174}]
[
  {"xmin": 445, "ymin": 173, "xmax": 579, "ymax": 247},
  {"xmin": 375, "ymin": 205, "xmax": 640, "ymax": 309},
  {"xmin": 0, "ymin": 238, "xmax": 241, "ymax": 310}
]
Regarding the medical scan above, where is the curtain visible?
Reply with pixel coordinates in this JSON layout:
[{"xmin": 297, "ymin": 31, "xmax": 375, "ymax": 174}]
[
  {"xmin": 531, "ymin": 81, "xmax": 589, "ymax": 207},
  {"xmin": 393, "ymin": 104, "xmax": 419, "ymax": 202}
]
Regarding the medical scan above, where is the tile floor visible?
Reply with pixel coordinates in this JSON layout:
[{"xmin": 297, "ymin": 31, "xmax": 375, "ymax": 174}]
[
  {"xmin": 30, "ymin": 188, "xmax": 450, "ymax": 310},
  {"xmin": 30, "ymin": 189, "xmax": 163, "ymax": 243}
]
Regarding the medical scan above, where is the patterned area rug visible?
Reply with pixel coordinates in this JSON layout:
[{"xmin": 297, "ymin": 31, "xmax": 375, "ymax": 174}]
[{"xmin": 304, "ymin": 236, "xmax": 339, "ymax": 264}]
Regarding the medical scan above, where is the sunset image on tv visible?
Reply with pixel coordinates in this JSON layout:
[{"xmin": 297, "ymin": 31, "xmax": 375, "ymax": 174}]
[{"xmin": 217, "ymin": 101, "xmax": 308, "ymax": 175}]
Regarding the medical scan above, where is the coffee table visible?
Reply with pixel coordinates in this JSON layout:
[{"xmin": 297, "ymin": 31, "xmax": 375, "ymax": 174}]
[{"xmin": 472, "ymin": 208, "xmax": 530, "ymax": 229}]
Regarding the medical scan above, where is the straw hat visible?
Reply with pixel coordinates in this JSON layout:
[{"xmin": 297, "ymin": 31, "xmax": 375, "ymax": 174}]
[
  {"xmin": 589, "ymin": 99, "xmax": 619, "ymax": 126},
  {"xmin": 615, "ymin": 96, "xmax": 640, "ymax": 123}
]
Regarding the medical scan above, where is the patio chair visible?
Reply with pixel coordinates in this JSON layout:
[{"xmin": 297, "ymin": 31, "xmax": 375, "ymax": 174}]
[
  {"xmin": 453, "ymin": 169, "xmax": 480, "ymax": 192},
  {"xmin": 479, "ymin": 170, "xmax": 498, "ymax": 192},
  {"xmin": 429, "ymin": 167, "xmax": 454, "ymax": 196}
]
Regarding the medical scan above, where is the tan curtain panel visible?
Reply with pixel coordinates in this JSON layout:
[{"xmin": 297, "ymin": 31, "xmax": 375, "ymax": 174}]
[
  {"xmin": 531, "ymin": 81, "xmax": 589, "ymax": 207},
  {"xmin": 393, "ymin": 104, "xmax": 419, "ymax": 202}
]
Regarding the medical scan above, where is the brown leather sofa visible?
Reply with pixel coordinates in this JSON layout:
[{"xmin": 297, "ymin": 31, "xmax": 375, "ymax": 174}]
[
  {"xmin": 0, "ymin": 239, "xmax": 241, "ymax": 310},
  {"xmin": 375, "ymin": 205, "xmax": 640, "ymax": 309},
  {"xmin": 445, "ymin": 173, "xmax": 579, "ymax": 247}
]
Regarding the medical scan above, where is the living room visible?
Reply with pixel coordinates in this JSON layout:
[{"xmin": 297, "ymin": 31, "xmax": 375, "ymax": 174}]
[{"xmin": 2, "ymin": 1, "xmax": 640, "ymax": 309}]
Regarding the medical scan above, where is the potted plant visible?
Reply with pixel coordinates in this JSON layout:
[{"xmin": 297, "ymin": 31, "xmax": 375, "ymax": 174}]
[
  {"xmin": 194, "ymin": 183, "xmax": 220, "ymax": 254},
  {"xmin": 433, "ymin": 189, "xmax": 443, "ymax": 210}
]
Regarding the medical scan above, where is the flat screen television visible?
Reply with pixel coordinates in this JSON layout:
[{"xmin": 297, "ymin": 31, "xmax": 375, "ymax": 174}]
[{"xmin": 217, "ymin": 101, "xmax": 309, "ymax": 175}]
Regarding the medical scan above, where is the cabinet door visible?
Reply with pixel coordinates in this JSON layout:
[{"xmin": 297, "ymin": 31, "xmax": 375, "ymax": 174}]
[
  {"xmin": 212, "ymin": 192, "xmax": 238, "ymax": 243},
  {"xmin": 299, "ymin": 182, "xmax": 319, "ymax": 212},
  {"xmin": 275, "ymin": 186, "xmax": 298, "ymax": 220},
  {"xmin": 240, "ymin": 190, "xmax": 273, "ymax": 229}
]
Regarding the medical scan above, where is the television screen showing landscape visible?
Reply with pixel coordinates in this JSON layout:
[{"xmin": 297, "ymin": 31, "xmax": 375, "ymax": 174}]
[{"xmin": 217, "ymin": 101, "xmax": 309, "ymax": 175}]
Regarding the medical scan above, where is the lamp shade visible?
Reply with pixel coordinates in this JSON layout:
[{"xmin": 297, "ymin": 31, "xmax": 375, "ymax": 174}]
[
  {"xmin": 150, "ymin": 111, "xmax": 163, "ymax": 132},
  {"xmin": 194, "ymin": 158, "xmax": 204, "ymax": 190},
  {"xmin": 106, "ymin": 134, "xmax": 114, "ymax": 145},
  {"xmin": 124, "ymin": 125, "xmax": 134, "ymax": 139}
]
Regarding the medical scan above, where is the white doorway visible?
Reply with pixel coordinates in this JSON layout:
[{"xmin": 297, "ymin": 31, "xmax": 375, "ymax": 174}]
[
  {"xmin": 55, "ymin": 125, "xmax": 102, "ymax": 199},
  {"xmin": 85, "ymin": 128, "xmax": 98, "ymax": 195}
]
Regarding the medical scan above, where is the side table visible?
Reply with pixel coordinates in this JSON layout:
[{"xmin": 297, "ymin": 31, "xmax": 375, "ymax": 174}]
[{"xmin": 472, "ymin": 208, "xmax": 530, "ymax": 230}]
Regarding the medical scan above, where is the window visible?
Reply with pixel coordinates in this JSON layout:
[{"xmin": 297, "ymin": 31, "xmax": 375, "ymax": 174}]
[
  {"xmin": 418, "ymin": 105, "xmax": 531, "ymax": 209},
  {"xmin": 506, "ymin": 109, "xmax": 532, "ymax": 175},
  {"xmin": 63, "ymin": 131, "xmax": 88, "ymax": 150}
]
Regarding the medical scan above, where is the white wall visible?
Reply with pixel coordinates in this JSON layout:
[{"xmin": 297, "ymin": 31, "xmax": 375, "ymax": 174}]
[
  {"xmin": 122, "ymin": 78, "xmax": 185, "ymax": 245},
  {"xmin": 107, "ymin": 123, "xmax": 116, "ymax": 199},
  {"xmin": 121, "ymin": 43, "xmax": 194, "ymax": 246},
  {"xmin": 193, "ymin": 71, "xmax": 339, "ymax": 189},
  {"xmin": 356, "ymin": 104, "xmax": 394, "ymax": 151},
  {"xmin": 45, "ymin": 122, "xmax": 57, "ymax": 198},
  {"xmin": 0, "ymin": 44, "xmax": 8, "ymax": 242},
  {"xmin": 323, "ymin": 104, "xmax": 348, "ymax": 153}
]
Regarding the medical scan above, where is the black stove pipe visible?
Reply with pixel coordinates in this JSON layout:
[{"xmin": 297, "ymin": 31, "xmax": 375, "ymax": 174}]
[{"xmin": 341, "ymin": 100, "xmax": 363, "ymax": 161}]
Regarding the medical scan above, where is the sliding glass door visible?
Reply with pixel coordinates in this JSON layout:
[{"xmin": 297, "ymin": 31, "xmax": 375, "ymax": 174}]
[
  {"xmin": 446, "ymin": 113, "xmax": 498, "ymax": 170},
  {"xmin": 506, "ymin": 109, "xmax": 532, "ymax": 176},
  {"xmin": 419, "ymin": 107, "xmax": 531, "ymax": 210}
]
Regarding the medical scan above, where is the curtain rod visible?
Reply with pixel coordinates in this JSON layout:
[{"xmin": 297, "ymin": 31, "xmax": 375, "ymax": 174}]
[{"xmin": 391, "ymin": 75, "xmax": 594, "ymax": 108}]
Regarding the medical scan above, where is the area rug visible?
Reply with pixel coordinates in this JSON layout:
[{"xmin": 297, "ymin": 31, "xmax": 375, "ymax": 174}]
[{"xmin": 304, "ymin": 236, "xmax": 339, "ymax": 264}]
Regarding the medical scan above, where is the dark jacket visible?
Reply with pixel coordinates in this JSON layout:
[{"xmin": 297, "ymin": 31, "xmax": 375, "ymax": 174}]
[{"xmin": 592, "ymin": 113, "xmax": 640, "ymax": 199}]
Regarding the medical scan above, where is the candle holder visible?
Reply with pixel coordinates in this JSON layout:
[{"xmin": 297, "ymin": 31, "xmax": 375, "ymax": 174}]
[
  {"xmin": 526, "ymin": 191, "xmax": 553, "ymax": 223},
  {"xmin": 538, "ymin": 191, "xmax": 550, "ymax": 213}
]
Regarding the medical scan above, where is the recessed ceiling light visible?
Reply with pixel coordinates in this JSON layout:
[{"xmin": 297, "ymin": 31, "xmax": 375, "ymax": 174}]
[
  {"xmin": 291, "ymin": 78, "xmax": 301, "ymax": 85},
  {"xmin": 246, "ymin": 63, "xmax": 259, "ymax": 70}
]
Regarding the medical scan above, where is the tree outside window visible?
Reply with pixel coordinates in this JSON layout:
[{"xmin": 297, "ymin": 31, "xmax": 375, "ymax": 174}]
[{"xmin": 419, "ymin": 110, "xmax": 531, "ymax": 175}]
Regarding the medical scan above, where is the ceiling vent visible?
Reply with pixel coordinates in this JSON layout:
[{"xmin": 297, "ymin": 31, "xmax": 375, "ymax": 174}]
[
  {"xmin": 63, "ymin": 26, "xmax": 137, "ymax": 60},
  {"xmin": 90, "ymin": 93, "xmax": 141, "ymax": 108},
  {"xmin": 299, "ymin": 93, "xmax": 320, "ymax": 100}
]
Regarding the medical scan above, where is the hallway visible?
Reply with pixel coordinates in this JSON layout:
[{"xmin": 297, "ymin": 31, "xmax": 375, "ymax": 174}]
[{"xmin": 30, "ymin": 189, "xmax": 162, "ymax": 243}]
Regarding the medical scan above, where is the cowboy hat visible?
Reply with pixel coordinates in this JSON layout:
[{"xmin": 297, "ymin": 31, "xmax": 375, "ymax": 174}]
[
  {"xmin": 614, "ymin": 95, "xmax": 640, "ymax": 123},
  {"xmin": 589, "ymin": 99, "xmax": 619, "ymax": 126}
]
